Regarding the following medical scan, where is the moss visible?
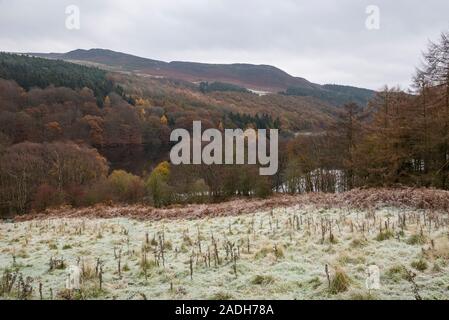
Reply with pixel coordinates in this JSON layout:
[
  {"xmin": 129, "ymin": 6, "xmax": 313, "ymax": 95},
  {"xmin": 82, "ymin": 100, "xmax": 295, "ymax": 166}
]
[{"xmin": 62, "ymin": 244, "xmax": 72, "ymax": 250}]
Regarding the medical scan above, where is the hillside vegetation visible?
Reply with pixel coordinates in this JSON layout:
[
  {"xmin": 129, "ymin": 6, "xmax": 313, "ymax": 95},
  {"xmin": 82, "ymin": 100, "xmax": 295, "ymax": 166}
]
[
  {"xmin": 0, "ymin": 32, "xmax": 449, "ymax": 217},
  {"xmin": 32, "ymin": 48, "xmax": 375, "ymax": 106},
  {"xmin": 282, "ymin": 84, "xmax": 375, "ymax": 107},
  {"xmin": 0, "ymin": 53, "xmax": 123, "ymax": 106}
]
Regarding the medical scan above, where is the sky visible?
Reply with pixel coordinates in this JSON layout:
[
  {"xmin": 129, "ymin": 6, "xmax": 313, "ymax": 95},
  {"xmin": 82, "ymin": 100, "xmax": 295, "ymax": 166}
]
[{"xmin": 0, "ymin": 0, "xmax": 448, "ymax": 90}]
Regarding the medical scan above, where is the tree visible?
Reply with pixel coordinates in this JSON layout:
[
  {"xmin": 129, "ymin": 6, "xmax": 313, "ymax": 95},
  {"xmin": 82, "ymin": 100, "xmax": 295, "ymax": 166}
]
[
  {"xmin": 0, "ymin": 142, "xmax": 108, "ymax": 215},
  {"xmin": 145, "ymin": 161, "xmax": 171, "ymax": 207},
  {"xmin": 107, "ymin": 170, "xmax": 144, "ymax": 203},
  {"xmin": 332, "ymin": 103, "xmax": 364, "ymax": 190},
  {"xmin": 415, "ymin": 32, "xmax": 449, "ymax": 187}
]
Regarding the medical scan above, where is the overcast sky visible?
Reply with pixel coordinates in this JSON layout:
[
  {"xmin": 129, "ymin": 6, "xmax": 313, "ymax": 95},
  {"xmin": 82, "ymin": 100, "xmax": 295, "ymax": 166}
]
[{"xmin": 1, "ymin": 0, "xmax": 448, "ymax": 90}]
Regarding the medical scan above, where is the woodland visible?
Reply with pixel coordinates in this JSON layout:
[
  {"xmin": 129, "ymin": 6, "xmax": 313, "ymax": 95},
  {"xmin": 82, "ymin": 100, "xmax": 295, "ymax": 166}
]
[{"xmin": 0, "ymin": 32, "xmax": 448, "ymax": 216}]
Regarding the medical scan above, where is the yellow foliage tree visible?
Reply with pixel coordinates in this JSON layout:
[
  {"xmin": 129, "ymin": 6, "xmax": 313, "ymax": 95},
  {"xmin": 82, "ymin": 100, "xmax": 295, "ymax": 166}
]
[
  {"xmin": 104, "ymin": 96, "xmax": 111, "ymax": 108},
  {"xmin": 145, "ymin": 161, "xmax": 171, "ymax": 207},
  {"xmin": 108, "ymin": 170, "xmax": 144, "ymax": 203},
  {"xmin": 160, "ymin": 115, "xmax": 168, "ymax": 126},
  {"xmin": 135, "ymin": 97, "xmax": 150, "ymax": 107}
]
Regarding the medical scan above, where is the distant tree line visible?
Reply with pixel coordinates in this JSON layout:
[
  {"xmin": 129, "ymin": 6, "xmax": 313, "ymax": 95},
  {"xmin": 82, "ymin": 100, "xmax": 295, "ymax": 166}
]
[
  {"xmin": 199, "ymin": 81, "xmax": 249, "ymax": 94},
  {"xmin": 225, "ymin": 112, "xmax": 280, "ymax": 130},
  {"xmin": 281, "ymin": 84, "xmax": 375, "ymax": 107}
]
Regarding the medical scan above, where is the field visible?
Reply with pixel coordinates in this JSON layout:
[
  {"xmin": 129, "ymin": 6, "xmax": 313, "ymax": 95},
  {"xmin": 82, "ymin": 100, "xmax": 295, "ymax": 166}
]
[{"xmin": 1, "ymin": 189, "xmax": 449, "ymax": 300}]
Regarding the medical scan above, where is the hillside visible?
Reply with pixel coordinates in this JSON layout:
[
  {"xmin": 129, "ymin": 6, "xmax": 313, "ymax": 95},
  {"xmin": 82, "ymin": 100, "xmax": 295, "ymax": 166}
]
[{"xmin": 30, "ymin": 49, "xmax": 375, "ymax": 107}]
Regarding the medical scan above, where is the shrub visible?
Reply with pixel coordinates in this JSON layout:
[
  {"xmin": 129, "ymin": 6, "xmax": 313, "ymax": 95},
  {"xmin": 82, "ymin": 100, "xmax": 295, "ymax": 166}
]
[
  {"xmin": 65, "ymin": 184, "xmax": 88, "ymax": 207},
  {"xmin": 83, "ymin": 179, "xmax": 111, "ymax": 205},
  {"xmin": 187, "ymin": 179, "xmax": 209, "ymax": 203},
  {"xmin": 254, "ymin": 176, "xmax": 273, "ymax": 199},
  {"xmin": 32, "ymin": 184, "xmax": 66, "ymax": 212},
  {"xmin": 108, "ymin": 170, "xmax": 144, "ymax": 203},
  {"xmin": 145, "ymin": 162, "xmax": 172, "ymax": 207}
]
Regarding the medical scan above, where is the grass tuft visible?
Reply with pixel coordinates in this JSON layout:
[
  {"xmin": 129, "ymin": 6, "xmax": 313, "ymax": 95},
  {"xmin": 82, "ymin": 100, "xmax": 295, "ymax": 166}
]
[
  {"xmin": 411, "ymin": 259, "xmax": 428, "ymax": 272},
  {"xmin": 329, "ymin": 269, "xmax": 351, "ymax": 294},
  {"xmin": 251, "ymin": 275, "xmax": 275, "ymax": 285}
]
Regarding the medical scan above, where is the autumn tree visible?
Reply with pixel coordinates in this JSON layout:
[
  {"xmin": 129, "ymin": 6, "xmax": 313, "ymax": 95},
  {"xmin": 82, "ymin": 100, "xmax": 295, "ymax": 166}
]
[
  {"xmin": 0, "ymin": 142, "xmax": 108, "ymax": 215},
  {"xmin": 414, "ymin": 31, "xmax": 449, "ymax": 187},
  {"xmin": 107, "ymin": 170, "xmax": 144, "ymax": 203},
  {"xmin": 145, "ymin": 161, "xmax": 172, "ymax": 207}
]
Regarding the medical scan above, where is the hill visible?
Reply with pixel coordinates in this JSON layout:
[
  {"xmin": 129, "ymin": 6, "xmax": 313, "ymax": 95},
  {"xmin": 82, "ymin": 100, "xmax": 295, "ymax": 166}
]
[{"xmin": 30, "ymin": 48, "xmax": 375, "ymax": 107}]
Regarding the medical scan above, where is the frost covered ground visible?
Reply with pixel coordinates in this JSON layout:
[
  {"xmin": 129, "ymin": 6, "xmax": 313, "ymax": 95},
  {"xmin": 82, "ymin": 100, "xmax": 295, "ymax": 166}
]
[{"xmin": 1, "ymin": 203, "xmax": 449, "ymax": 300}]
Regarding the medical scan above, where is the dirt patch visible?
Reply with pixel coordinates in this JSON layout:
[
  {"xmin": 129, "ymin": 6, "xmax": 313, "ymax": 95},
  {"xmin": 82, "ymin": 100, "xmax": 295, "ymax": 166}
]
[{"xmin": 11, "ymin": 187, "xmax": 449, "ymax": 222}]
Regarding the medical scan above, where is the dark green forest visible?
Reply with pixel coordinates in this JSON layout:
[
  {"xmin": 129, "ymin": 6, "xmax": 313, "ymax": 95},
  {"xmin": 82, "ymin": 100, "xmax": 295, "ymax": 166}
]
[
  {"xmin": 282, "ymin": 84, "xmax": 375, "ymax": 107},
  {"xmin": 0, "ymin": 53, "xmax": 132, "ymax": 106},
  {"xmin": 199, "ymin": 81, "xmax": 250, "ymax": 94}
]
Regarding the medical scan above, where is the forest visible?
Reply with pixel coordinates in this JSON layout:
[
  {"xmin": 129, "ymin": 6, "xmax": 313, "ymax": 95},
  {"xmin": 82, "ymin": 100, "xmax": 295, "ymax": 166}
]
[
  {"xmin": 0, "ymin": 31, "xmax": 448, "ymax": 217},
  {"xmin": 0, "ymin": 53, "xmax": 129, "ymax": 106},
  {"xmin": 282, "ymin": 83, "xmax": 375, "ymax": 107}
]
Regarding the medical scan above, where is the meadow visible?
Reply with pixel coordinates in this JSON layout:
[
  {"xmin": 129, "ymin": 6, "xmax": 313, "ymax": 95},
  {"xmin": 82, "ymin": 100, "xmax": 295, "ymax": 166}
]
[{"xmin": 1, "ymin": 196, "xmax": 449, "ymax": 300}]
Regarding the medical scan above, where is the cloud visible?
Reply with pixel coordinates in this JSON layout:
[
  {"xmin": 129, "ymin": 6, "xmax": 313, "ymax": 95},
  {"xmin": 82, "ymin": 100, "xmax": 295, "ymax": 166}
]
[{"xmin": 1, "ymin": 0, "xmax": 448, "ymax": 89}]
